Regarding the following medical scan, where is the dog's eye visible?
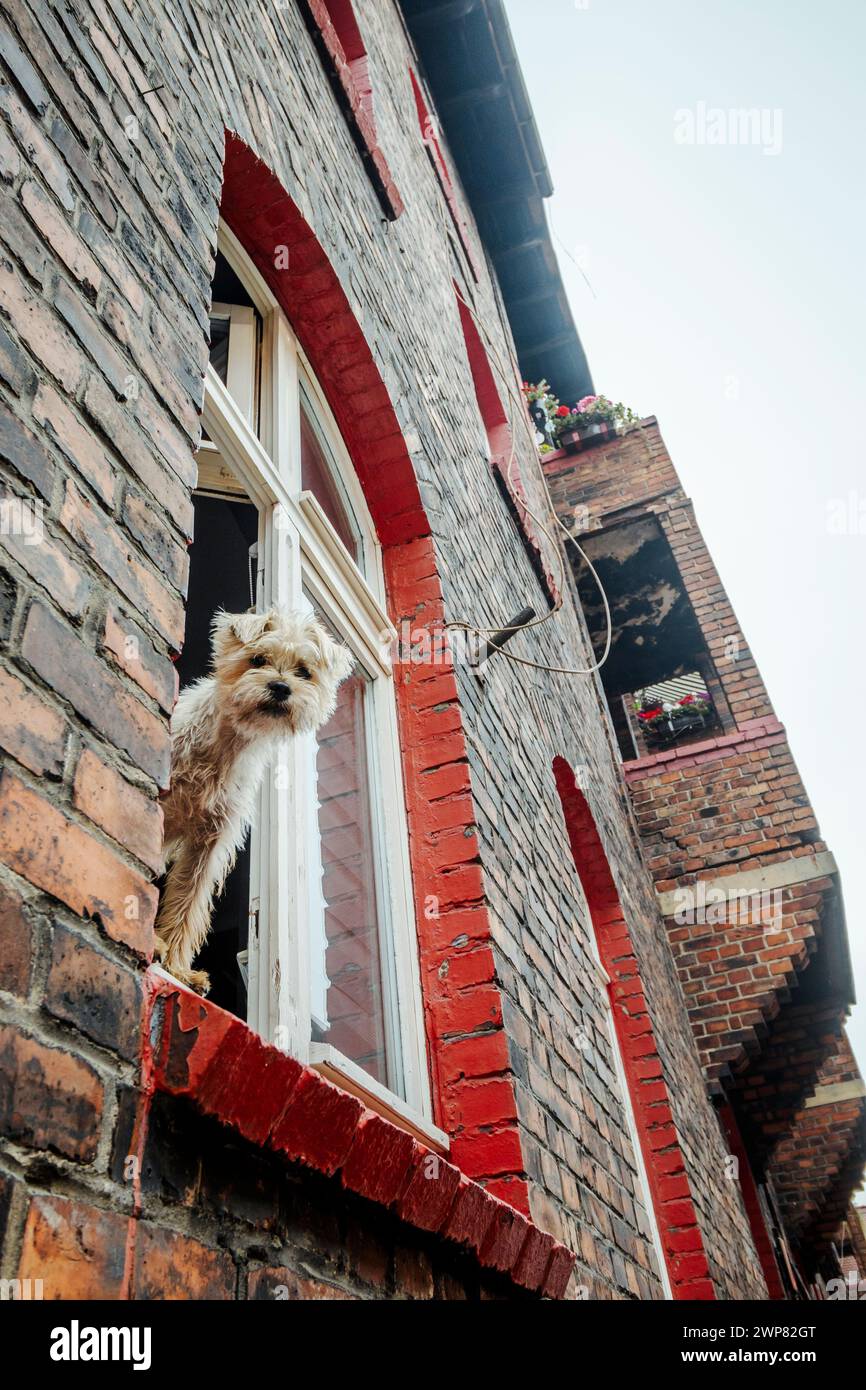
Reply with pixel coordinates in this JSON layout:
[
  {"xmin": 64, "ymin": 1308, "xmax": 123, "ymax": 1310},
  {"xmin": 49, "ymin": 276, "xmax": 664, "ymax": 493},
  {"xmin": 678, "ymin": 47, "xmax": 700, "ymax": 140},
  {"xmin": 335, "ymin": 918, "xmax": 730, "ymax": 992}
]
[
  {"xmin": 249, "ymin": 654, "xmax": 267, "ymax": 668},
  {"xmin": 296, "ymin": 664, "xmax": 312, "ymax": 681}
]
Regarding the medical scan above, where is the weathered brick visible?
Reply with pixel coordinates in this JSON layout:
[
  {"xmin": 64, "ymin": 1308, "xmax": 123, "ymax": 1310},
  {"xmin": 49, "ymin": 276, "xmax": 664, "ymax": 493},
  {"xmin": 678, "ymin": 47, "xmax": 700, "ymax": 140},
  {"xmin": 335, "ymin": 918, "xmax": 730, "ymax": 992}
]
[
  {"xmin": 45, "ymin": 923, "xmax": 142, "ymax": 1058},
  {"xmin": 0, "ymin": 257, "xmax": 81, "ymax": 390},
  {"xmin": 0, "ymin": 662, "xmax": 66, "ymax": 776},
  {"xmin": 60, "ymin": 479, "xmax": 184, "ymax": 646},
  {"xmin": 341, "ymin": 1112, "xmax": 415, "ymax": 1206},
  {"xmin": 0, "ymin": 120, "xmax": 21, "ymax": 182},
  {"xmin": 0, "ymin": 769, "xmax": 156, "ymax": 953},
  {"xmin": 0, "ymin": 878, "xmax": 34, "ymax": 997},
  {"xmin": 0, "ymin": 16, "xmax": 50, "ymax": 112},
  {"xmin": 0, "ymin": 514, "xmax": 92, "ymax": 619},
  {"xmin": 394, "ymin": 1245, "xmax": 434, "ymax": 1299},
  {"xmin": 81, "ymin": 372, "xmax": 194, "ymax": 538},
  {"xmin": 73, "ymin": 746, "xmax": 163, "ymax": 873},
  {"xmin": 133, "ymin": 1223, "xmax": 235, "ymax": 1300},
  {"xmin": 0, "ymin": 567, "xmax": 13, "ymax": 638},
  {"xmin": 53, "ymin": 277, "xmax": 128, "ymax": 396},
  {"xmin": 20, "ymin": 179, "xmax": 102, "ymax": 295},
  {"xmin": 247, "ymin": 1267, "xmax": 357, "ymax": 1300},
  {"xmin": 0, "ymin": 1024, "xmax": 103, "ymax": 1160},
  {"xmin": 0, "ymin": 397, "xmax": 55, "ymax": 500},
  {"xmin": 0, "ymin": 90, "xmax": 74, "ymax": 210},
  {"xmin": 32, "ymin": 381, "xmax": 115, "ymax": 506},
  {"xmin": 0, "ymin": 321, "xmax": 34, "ymax": 394},
  {"xmin": 102, "ymin": 605, "xmax": 177, "ymax": 714},
  {"xmin": 121, "ymin": 486, "xmax": 189, "ymax": 595},
  {"xmin": 22, "ymin": 602, "xmax": 170, "ymax": 785},
  {"xmin": 18, "ymin": 1195, "xmax": 128, "ymax": 1297}
]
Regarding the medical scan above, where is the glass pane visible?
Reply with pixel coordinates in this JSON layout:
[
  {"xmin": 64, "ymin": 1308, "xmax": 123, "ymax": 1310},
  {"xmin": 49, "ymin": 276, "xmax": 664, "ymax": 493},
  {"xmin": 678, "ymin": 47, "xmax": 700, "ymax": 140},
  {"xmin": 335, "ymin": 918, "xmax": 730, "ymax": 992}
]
[
  {"xmin": 311, "ymin": 670, "xmax": 399, "ymax": 1093},
  {"xmin": 300, "ymin": 406, "xmax": 360, "ymax": 563},
  {"xmin": 208, "ymin": 315, "xmax": 230, "ymax": 384}
]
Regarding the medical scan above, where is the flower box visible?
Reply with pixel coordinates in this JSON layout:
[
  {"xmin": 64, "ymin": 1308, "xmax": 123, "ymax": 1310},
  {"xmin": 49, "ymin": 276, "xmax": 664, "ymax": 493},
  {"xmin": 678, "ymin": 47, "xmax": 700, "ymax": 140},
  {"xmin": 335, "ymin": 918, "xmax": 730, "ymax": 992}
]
[{"xmin": 558, "ymin": 421, "xmax": 616, "ymax": 451}]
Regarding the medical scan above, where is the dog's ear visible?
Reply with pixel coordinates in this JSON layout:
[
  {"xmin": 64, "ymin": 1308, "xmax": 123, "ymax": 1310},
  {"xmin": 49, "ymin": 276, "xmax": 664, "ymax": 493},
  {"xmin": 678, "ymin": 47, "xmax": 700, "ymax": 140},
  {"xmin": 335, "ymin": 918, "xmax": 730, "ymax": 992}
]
[
  {"xmin": 302, "ymin": 614, "xmax": 354, "ymax": 684},
  {"xmin": 211, "ymin": 608, "xmax": 276, "ymax": 657},
  {"xmin": 326, "ymin": 638, "xmax": 354, "ymax": 684}
]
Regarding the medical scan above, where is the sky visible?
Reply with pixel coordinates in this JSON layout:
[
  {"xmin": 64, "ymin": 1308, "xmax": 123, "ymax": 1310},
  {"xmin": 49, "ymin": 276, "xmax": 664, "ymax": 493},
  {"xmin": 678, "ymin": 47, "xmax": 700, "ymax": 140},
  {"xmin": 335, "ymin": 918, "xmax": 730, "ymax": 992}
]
[{"xmin": 504, "ymin": 0, "xmax": 866, "ymax": 1076}]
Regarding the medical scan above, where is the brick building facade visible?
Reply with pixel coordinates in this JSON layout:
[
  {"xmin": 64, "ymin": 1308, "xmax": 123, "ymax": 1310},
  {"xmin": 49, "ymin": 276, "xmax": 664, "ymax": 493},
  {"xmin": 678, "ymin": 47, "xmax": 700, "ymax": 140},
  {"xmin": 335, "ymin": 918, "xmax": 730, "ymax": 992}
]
[
  {"xmin": 0, "ymin": 0, "xmax": 860, "ymax": 1303},
  {"xmin": 544, "ymin": 419, "xmax": 865, "ymax": 1294}
]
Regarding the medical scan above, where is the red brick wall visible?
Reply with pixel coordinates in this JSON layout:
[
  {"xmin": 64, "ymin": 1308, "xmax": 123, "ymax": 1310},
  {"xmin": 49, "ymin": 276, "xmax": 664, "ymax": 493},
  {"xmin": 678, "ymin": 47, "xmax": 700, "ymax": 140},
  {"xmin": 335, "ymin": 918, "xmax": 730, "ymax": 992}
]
[
  {"xmin": 544, "ymin": 419, "xmax": 864, "ymax": 1278},
  {"xmin": 768, "ymin": 1035, "xmax": 866, "ymax": 1271},
  {"xmin": 544, "ymin": 423, "xmax": 852, "ymax": 1099}
]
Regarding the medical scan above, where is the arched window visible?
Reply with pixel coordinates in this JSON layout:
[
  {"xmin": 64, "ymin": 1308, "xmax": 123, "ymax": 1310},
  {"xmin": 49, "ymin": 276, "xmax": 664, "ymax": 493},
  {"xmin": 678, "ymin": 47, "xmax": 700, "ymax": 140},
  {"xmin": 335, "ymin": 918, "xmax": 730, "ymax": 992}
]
[{"xmin": 178, "ymin": 222, "xmax": 435, "ymax": 1137}]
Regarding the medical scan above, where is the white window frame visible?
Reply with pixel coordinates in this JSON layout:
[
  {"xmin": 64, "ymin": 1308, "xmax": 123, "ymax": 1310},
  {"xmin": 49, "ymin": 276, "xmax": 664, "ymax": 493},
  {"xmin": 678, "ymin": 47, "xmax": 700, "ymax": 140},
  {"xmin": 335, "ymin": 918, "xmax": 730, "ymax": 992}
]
[{"xmin": 196, "ymin": 222, "xmax": 445, "ymax": 1148}]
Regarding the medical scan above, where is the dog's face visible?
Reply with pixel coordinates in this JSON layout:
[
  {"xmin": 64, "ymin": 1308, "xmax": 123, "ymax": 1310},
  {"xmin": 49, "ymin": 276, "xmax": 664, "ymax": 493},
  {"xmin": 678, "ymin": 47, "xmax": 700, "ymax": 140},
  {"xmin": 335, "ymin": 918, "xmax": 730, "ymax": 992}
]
[{"xmin": 210, "ymin": 608, "xmax": 354, "ymax": 737}]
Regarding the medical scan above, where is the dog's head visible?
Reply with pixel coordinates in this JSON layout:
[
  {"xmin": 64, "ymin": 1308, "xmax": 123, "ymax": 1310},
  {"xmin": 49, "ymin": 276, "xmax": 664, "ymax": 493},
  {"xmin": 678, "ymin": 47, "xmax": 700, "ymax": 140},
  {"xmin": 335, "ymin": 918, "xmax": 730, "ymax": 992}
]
[{"xmin": 210, "ymin": 608, "xmax": 354, "ymax": 737}]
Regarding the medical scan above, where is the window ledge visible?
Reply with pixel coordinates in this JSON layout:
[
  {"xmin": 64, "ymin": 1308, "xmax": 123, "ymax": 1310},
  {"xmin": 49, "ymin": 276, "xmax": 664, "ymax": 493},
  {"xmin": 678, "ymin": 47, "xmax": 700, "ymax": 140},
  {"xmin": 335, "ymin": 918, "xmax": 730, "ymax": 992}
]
[
  {"xmin": 145, "ymin": 970, "xmax": 575, "ymax": 1298},
  {"xmin": 622, "ymin": 716, "xmax": 785, "ymax": 778},
  {"xmin": 309, "ymin": 1043, "xmax": 449, "ymax": 1153}
]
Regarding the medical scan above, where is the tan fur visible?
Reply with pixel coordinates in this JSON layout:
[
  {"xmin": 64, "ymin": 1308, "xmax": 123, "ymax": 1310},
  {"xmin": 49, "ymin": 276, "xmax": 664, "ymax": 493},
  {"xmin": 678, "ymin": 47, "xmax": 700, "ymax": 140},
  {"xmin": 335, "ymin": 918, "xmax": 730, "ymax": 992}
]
[{"xmin": 155, "ymin": 607, "xmax": 353, "ymax": 993}]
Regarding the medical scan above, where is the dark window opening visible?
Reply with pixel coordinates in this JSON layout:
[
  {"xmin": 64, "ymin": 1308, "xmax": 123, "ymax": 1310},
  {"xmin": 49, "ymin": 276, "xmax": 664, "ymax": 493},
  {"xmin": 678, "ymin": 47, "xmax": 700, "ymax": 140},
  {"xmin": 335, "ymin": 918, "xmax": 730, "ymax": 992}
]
[
  {"xmin": 172, "ymin": 493, "xmax": 259, "ymax": 1018},
  {"xmin": 570, "ymin": 515, "xmax": 733, "ymax": 760}
]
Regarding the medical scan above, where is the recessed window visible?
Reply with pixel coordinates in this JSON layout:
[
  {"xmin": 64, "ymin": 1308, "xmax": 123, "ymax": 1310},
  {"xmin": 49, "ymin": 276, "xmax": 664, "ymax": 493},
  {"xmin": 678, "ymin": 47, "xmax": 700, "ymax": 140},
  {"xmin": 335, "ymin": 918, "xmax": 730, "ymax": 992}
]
[
  {"xmin": 302, "ymin": 0, "xmax": 403, "ymax": 219},
  {"xmin": 410, "ymin": 69, "xmax": 479, "ymax": 280},
  {"xmin": 455, "ymin": 286, "xmax": 559, "ymax": 606},
  {"xmin": 174, "ymin": 223, "xmax": 434, "ymax": 1134},
  {"xmin": 322, "ymin": 0, "xmax": 374, "ymax": 127},
  {"xmin": 207, "ymin": 251, "xmax": 261, "ymax": 426}
]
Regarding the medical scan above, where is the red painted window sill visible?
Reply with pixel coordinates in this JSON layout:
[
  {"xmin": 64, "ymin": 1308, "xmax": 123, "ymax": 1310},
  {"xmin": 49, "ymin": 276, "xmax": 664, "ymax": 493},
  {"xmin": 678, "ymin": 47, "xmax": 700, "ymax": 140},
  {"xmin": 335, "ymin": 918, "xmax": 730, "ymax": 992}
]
[{"xmin": 145, "ymin": 971, "xmax": 574, "ymax": 1297}]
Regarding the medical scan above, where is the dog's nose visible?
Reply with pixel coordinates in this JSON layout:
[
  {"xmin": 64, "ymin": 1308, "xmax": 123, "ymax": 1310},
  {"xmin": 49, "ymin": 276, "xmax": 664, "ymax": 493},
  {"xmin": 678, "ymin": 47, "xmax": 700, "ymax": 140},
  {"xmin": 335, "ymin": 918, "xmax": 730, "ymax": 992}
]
[{"xmin": 267, "ymin": 681, "xmax": 291, "ymax": 703}]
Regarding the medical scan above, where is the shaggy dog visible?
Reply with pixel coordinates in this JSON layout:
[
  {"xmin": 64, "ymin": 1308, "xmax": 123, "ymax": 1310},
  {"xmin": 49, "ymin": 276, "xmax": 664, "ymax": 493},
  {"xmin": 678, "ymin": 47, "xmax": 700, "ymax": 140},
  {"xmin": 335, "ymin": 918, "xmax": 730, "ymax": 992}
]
[{"xmin": 155, "ymin": 607, "xmax": 353, "ymax": 993}]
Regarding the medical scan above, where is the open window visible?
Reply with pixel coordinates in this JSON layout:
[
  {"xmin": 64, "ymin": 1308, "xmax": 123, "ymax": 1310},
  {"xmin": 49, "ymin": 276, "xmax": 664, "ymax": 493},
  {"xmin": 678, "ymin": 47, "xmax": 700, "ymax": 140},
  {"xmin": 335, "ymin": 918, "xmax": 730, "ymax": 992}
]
[
  {"xmin": 568, "ymin": 515, "xmax": 733, "ymax": 760},
  {"xmin": 175, "ymin": 223, "xmax": 437, "ymax": 1142}
]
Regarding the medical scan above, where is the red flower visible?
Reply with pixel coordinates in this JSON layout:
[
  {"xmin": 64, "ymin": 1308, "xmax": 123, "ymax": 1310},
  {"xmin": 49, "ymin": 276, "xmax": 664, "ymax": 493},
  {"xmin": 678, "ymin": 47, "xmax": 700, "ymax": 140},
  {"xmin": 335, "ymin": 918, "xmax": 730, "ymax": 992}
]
[
  {"xmin": 556, "ymin": 405, "xmax": 570, "ymax": 417},
  {"xmin": 637, "ymin": 705, "xmax": 663, "ymax": 722}
]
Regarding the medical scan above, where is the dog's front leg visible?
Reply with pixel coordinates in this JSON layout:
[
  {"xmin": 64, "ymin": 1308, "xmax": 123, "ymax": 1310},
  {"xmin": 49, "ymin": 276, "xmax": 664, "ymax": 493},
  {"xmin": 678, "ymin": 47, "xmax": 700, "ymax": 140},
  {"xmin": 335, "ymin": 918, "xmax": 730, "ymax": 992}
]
[{"xmin": 154, "ymin": 835, "xmax": 235, "ymax": 994}]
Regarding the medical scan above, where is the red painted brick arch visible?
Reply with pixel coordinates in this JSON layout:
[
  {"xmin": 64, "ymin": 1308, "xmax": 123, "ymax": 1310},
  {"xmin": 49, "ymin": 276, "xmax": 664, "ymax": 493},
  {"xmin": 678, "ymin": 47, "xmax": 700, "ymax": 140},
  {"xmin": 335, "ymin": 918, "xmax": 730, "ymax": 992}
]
[
  {"xmin": 553, "ymin": 756, "xmax": 716, "ymax": 1298},
  {"xmin": 219, "ymin": 133, "xmax": 529, "ymax": 1211}
]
